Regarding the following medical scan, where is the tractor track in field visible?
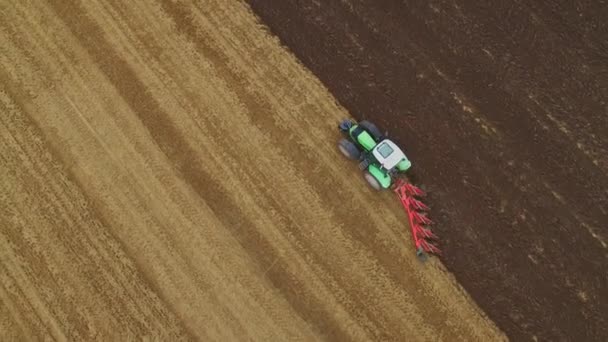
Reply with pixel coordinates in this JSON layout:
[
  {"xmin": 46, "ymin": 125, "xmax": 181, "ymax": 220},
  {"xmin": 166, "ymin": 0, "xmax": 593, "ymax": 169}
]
[
  {"xmin": 246, "ymin": 1, "xmax": 608, "ymax": 341},
  {"xmin": 0, "ymin": 0, "xmax": 502, "ymax": 340}
]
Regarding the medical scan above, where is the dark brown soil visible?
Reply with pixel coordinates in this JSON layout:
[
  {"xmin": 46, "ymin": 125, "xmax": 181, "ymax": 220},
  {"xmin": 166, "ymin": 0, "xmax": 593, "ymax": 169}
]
[{"xmin": 246, "ymin": 1, "xmax": 608, "ymax": 340}]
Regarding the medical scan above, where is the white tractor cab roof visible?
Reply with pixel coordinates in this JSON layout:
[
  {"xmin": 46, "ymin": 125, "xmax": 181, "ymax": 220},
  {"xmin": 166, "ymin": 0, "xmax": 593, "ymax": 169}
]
[{"xmin": 372, "ymin": 139, "xmax": 407, "ymax": 170}]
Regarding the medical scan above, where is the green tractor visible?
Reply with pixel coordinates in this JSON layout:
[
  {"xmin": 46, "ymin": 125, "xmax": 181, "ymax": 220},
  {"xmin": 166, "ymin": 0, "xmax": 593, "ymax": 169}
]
[{"xmin": 338, "ymin": 119, "xmax": 412, "ymax": 190}]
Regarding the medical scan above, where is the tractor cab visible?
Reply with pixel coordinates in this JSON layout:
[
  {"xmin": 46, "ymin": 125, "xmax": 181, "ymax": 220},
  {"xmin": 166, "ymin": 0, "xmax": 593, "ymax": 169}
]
[{"xmin": 372, "ymin": 139, "xmax": 411, "ymax": 172}]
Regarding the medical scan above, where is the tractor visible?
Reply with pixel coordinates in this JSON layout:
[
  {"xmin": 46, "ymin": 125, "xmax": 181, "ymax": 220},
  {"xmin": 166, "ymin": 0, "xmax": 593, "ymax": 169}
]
[
  {"xmin": 338, "ymin": 119, "xmax": 441, "ymax": 259},
  {"xmin": 338, "ymin": 119, "xmax": 412, "ymax": 190}
]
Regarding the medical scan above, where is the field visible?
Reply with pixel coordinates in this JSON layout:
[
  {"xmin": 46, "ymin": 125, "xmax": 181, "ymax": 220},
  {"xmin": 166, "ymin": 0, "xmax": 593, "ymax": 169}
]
[
  {"xmin": 0, "ymin": 1, "xmax": 504, "ymax": 341},
  {"xmin": 247, "ymin": 1, "xmax": 608, "ymax": 341}
]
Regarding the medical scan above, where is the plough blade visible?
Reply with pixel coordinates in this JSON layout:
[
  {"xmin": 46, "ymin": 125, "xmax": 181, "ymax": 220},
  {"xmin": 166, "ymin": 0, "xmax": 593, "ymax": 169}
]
[
  {"xmin": 410, "ymin": 211, "xmax": 433, "ymax": 225},
  {"xmin": 413, "ymin": 224, "xmax": 439, "ymax": 240},
  {"xmin": 403, "ymin": 183, "xmax": 426, "ymax": 197},
  {"xmin": 418, "ymin": 240, "xmax": 442, "ymax": 255},
  {"xmin": 408, "ymin": 198, "xmax": 430, "ymax": 211}
]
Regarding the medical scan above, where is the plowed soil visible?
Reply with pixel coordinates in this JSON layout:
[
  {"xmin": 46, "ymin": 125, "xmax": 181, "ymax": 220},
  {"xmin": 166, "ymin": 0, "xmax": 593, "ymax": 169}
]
[
  {"xmin": 246, "ymin": 1, "xmax": 608, "ymax": 341},
  {"xmin": 0, "ymin": 1, "xmax": 503, "ymax": 340}
]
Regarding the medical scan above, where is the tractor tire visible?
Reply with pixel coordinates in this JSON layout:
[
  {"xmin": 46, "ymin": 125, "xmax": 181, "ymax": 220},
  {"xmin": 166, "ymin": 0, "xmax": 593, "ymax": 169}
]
[
  {"xmin": 364, "ymin": 171, "xmax": 383, "ymax": 191},
  {"xmin": 359, "ymin": 120, "xmax": 383, "ymax": 141},
  {"xmin": 338, "ymin": 139, "xmax": 361, "ymax": 160}
]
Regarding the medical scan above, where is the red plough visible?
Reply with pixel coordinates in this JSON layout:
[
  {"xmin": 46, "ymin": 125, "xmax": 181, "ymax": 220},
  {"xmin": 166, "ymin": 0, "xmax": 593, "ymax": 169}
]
[{"xmin": 393, "ymin": 179, "xmax": 441, "ymax": 260}]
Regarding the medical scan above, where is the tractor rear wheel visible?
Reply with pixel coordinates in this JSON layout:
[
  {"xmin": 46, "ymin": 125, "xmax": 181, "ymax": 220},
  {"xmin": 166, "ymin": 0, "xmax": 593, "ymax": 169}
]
[
  {"xmin": 364, "ymin": 171, "xmax": 382, "ymax": 191},
  {"xmin": 338, "ymin": 139, "xmax": 361, "ymax": 160},
  {"xmin": 359, "ymin": 120, "xmax": 383, "ymax": 141}
]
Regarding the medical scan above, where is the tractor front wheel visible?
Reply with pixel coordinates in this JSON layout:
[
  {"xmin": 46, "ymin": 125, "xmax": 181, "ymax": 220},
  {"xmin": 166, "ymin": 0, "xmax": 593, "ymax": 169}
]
[
  {"xmin": 338, "ymin": 139, "xmax": 361, "ymax": 160},
  {"xmin": 359, "ymin": 120, "xmax": 383, "ymax": 141},
  {"xmin": 364, "ymin": 171, "xmax": 382, "ymax": 191}
]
